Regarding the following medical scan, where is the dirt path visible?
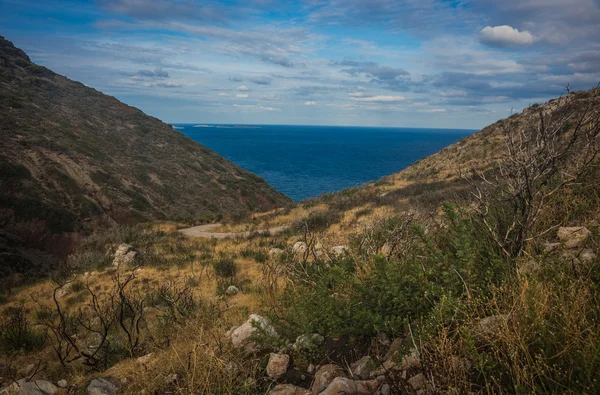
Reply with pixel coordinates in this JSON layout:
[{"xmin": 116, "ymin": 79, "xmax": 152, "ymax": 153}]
[{"xmin": 178, "ymin": 223, "xmax": 289, "ymax": 239}]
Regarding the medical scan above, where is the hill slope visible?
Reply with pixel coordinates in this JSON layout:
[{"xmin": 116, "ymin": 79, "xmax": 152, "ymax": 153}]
[{"xmin": 0, "ymin": 36, "xmax": 292, "ymax": 251}]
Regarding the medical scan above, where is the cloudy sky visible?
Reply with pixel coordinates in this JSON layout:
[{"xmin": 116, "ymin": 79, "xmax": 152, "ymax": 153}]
[{"xmin": 1, "ymin": 0, "xmax": 599, "ymax": 128}]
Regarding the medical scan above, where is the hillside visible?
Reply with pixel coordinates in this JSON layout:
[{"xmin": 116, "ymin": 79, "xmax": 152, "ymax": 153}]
[
  {"xmin": 0, "ymin": 36, "xmax": 292, "ymax": 257},
  {"xmin": 0, "ymin": 86, "xmax": 598, "ymax": 394}
]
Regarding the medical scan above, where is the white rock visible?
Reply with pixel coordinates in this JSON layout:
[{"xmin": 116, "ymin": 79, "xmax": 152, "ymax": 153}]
[
  {"xmin": 112, "ymin": 244, "xmax": 137, "ymax": 266},
  {"xmin": 319, "ymin": 377, "xmax": 380, "ymax": 395},
  {"xmin": 269, "ymin": 384, "xmax": 310, "ymax": 395},
  {"xmin": 293, "ymin": 242, "xmax": 308, "ymax": 255},
  {"xmin": 557, "ymin": 227, "xmax": 591, "ymax": 249},
  {"xmin": 311, "ymin": 364, "xmax": 346, "ymax": 394},
  {"xmin": 56, "ymin": 380, "xmax": 67, "ymax": 389},
  {"xmin": 330, "ymin": 245, "xmax": 349, "ymax": 256},
  {"xmin": 230, "ymin": 314, "xmax": 278, "ymax": 351},
  {"xmin": 87, "ymin": 378, "xmax": 118, "ymax": 395},
  {"xmin": 267, "ymin": 353, "xmax": 290, "ymax": 379},
  {"xmin": 350, "ymin": 356, "xmax": 375, "ymax": 380},
  {"xmin": 225, "ymin": 285, "xmax": 239, "ymax": 295}
]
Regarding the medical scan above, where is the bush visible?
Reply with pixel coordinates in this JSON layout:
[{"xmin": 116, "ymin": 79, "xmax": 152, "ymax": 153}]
[
  {"xmin": 213, "ymin": 259, "xmax": 237, "ymax": 278},
  {"xmin": 0, "ymin": 306, "xmax": 45, "ymax": 355}
]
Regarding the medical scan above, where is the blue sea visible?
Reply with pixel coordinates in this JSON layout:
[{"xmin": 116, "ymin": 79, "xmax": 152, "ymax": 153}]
[{"xmin": 174, "ymin": 124, "xmax": 474, "ymax": 201}]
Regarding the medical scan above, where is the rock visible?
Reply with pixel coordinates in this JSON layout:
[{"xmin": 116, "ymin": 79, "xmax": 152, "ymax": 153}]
[
  {"xmin": 230, "ymin": 314, "xmax": 278, "ymax": 351},
  {"xmin": 408, "ymin": 373, "xmax": 427, "ymax": 391},
  {"xmin": 293, "ymin": 242, "xmax": 308, "ymax": 255},
  {"xmin": 87, "ymin": 378, "xmax": 118, "ymax": 395},
  {"xmin": 307, "ymin": 364, "xmax": 316, "ymax": 374},
  {"xmin": 56, "ymin": 381, "xmax": 67, "ymax": 389},
  {"xmin": 164, "ymin": 374, "xmax": 178, "ymax": 386},
  {"xmin": 1, "ymin": 379, "xmax": 25, "ymax": 395},
  {"xmin": 557, "ymin": 227, "xmax": 591, "ymax": 249},
  {"xmin": 225, "ymin": 285, "xmax": 239, "ymax": 295},
  {"xmin": 269, "ymin": 248, "xmax": 284, "ymax": 256},
  {"xmin": 267, "ymin": 353, "xmax": 290, "ymax": 379},
  {"xmin": 112, "ymin": 244, "xmax": 137, "ymax": 266},
  {"xmin": 319, "ymin": 377, "xmax": 380, "ymax": 395},
  {"xmin": 225, "ymin": 326, "xmax": 238, "ymax": 337},
  {"xmin": 579, "ymin": 248, "xmax": 597, "ymax": 264},
  {"xmin": 384, "ymin": 337, "xmax": 404, "ymax": 361},
  {"xmin": 269, "ymin": 384, "xmax": 311, "ymax": 395},
  {"xmin": 543, "ymin": 242, "xmax": 560, "ymax": 253},
  {"xmin": 380, "ymin": 383, "xmax": 390, "ymax": 395},
  {"xmin": 477, "ymin": 314, "xmax": 508, "ymax": 336},
  {"xmin": 311, "ymin": 364, "xmax": 346, "ymax": 394},
  {"xmin": 23, "ymin": 364, "xmax": 36, "ymax": 377},
  {"xmin": 381, "ymin": 243, "xmax": 392, "ymax": 257},
  {"xmin": 15, "ymin": 380, "xmax": 58, "ymax": 395},
  {"xmin": 136, "ymin": 353, "xmax": 154, "ymax": 366},
  {"xmin": 293, "ymin": 333, "xmax": 324, "ymax": 352},
  {"xmin": 350, "ymin": 356, "xmax": 375, "ymax": 380},
  {"xmin": 330, "ymin": 245, "xmax": 349, "ymax": 256},
  {"xmin": 400, "ymin": 348, "xmax": 421, "ymax": 370}
]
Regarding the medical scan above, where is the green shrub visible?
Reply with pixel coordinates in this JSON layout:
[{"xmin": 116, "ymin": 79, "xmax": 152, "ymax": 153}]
[
  {"xmin": 213, "ymin": 259, "xmax": 237, "ymax": 278},
  {"xmin": 0, "ymin": 306, "xmax": 45, "ymax": 355}
]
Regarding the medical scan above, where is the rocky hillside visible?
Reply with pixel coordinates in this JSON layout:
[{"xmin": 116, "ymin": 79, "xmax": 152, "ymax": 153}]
[{"xmin": 0, "ymin": 37, "xmax": 292, "ymax": 254}]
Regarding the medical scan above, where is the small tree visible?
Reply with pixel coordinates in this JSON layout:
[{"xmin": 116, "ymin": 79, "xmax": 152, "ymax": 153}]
[{"xmin": 467, "ymin": 87, "xmax": 600, "ymax": 257}]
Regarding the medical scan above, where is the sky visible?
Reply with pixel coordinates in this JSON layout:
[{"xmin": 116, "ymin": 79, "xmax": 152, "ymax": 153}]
[{"xmin": 1, "ymin": 0, "xmax": 599, "ymax": 129}]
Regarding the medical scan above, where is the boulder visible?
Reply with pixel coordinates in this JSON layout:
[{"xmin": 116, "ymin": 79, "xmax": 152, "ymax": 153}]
[
  {"xmin": 230, "ymin": 314, "xmax": 278, "ymax": 351},
  {"xmin": 269, "ymin": 384, "xmax": 311, "ymax": 395},
  {"xmin": 267, "ymin": 353, "xmax": 290, "ymax": 379},
  {"xmin": 311, "ymin": 364, "xmax": 346, "ymax": 394},
  {"xmin": 87, "ymin": 378, "xmax": 118, "ymax": 395},
  {"xmin": 407, "ymin": 373, "xmax": 427, "ymax": 391},
  {"xmin": 112, "ymin": 244, "xmax": 137, "ymax": 266},
  {"xmin": 557, "ymin": 227, "xmax": 591, "ymax": 249},
  {"xmin": 225, "ymin": 285, "xmax": 239, "ymax": 295},
  {"xmin": 319, "ymin": 377, "xmax": 380, "ymax": 395},
  {"xmin": 350, "ymin": 356, "xmax": 375, "ymax": 380},
  {"xmin": 330, "ymin": 245, "xmax": 349, "ymax": 256},
  {"xmin": 293, "ymin": 242, "xmax": 308, "ymax": 255},
  {"xmin": 56, "ymin": 381, "xmax": 67, "ymax": 389},
  {"xmin": 579, "ymin": 248, "xmax": 597, "ymax": 264},
  {"xmin": 11, "ymin": 380, "xmax": 58, "ymax": 395},
  {"xmin": 293, "ymin": 333, "xmax": 324, "ymax": 352}
]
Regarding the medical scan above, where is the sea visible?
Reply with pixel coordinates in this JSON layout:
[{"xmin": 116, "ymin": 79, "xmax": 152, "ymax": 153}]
[{"xmin": 173, "ymin": 124, "xmax": 475, "ymax": 202}]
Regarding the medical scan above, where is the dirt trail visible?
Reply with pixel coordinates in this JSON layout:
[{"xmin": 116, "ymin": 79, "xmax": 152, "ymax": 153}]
[{"xmin": 178, "ymin": 223, "xmax": 289, "ymax": 239}]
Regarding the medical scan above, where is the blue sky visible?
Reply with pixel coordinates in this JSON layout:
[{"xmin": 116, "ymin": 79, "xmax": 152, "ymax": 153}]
[{"xmin": 1, "ymin": 0, "xmax": 599, "ymax": 128}]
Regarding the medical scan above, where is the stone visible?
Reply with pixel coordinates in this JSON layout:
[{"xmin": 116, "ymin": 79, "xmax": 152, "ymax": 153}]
[
  {"xmin": 293, "ymin": 242, "xmax": 308, "ymax": 255},
  {"xmin": 164, "ymin": 374, "xmax": 178, "ymax": 386},
  {"xmin": 381, "ymin": 243, "xmax": 392, "ymax": 257},
  {"xmin": 319, "ymin": 377, "xmax": 380, "ymax": 395},
  {"xmin": 477, "ymin": 314, "xmax": 508, "ymax": 336},
  {"xmin": 311, "ymin": 364, "xmax": 346, "ymax": 394},
  {"xmin": 269, "ymin": 248, "xmax": 284, "ymax": 256},
  {"xmin": 330, "ymin": 245, "xmax": 349, "ymax": 256},
  {"xmin": 267, "ymin": 353, "xmax": 290, "ymax": 379},
  {"xmin": 112, "ymin": 244, "xmax": 137, "ymax": 266},
  {"xmin": 225, "ymin": 285, "xmax": 239, "ymax": 295},
  {"xmin": 136, "ymin": 353, "xmax": 154, "ymax": 366},
  {"xmin": 408, "ymin": 373, "xmax": 427, "ymax": 391},
  {"xmin": 15, "ymin": 380, "xmax": 58, "ymax": 395},
  {"xmin": 307, "ymin": 364, "xmax": 316, "ymax": 374},
  {"xmin": 230, "ymin": 314, "xmax": 278, "ymax": 351},
  {"xmin": 557, "ymin": 227, "xmax": 591, "ymax": 249},
  {"xmin": 87, "ymin": 378, "xmax": 118, "ymax": 395},
  {"xmin": 400, "ymin": 348, "xmax": 421, "ymax": 370},
  {"xmin": 293, "ymin": 333, "xmax": 324, "ymax": 352},
  {"xmin": 542, "ymin": 242, "xmax": 560, "ymax": 254},
  {"xmin": 269, "ymin": 384, "xmax": 311, "ymax": 395},
  {"xmin": 579, "ymin": 248, "xmax": 597, "ymax": 264},
  {"xmin": 1, "ymin": 379, "xmax": 25, "ymax": 395},
  {"xmin": 56, "ymin": 381, "xmax": 67, "ymax": 389},
  {"xmin": 350, "ymin": 356, "xmax": 375, "ymax": 380},
  {"xmin": 23, "ymin": 364, "xmax": 36, "ymax": 377},
  {"xmin": 384, "ymin": 337, "xmax": 404, "ymax": 361},
  {"xmin": 380, "ymin": 383, "xmax": 391, "ymax": 395}
]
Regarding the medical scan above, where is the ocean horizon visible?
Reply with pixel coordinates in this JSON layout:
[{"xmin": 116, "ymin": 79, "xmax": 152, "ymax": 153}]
[{"xmin": 174, "ymin": 124, "xmax": 475, "ymax": 201}]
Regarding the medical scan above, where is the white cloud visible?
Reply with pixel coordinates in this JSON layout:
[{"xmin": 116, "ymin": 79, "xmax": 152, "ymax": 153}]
[
  {"xmin": 352, "ymin": 95, "xmax": 405, "ymax": 102},
  {"xmin": 237, "ymin": 85, "xmax": 249, "ymax": 91},
  {"xmin": 236, "ymin": 93, "xmax": 249, "ymax": 98},
  {"xmin": 304, "ymin": 101, "xmax": 316, "ymax": 105},
  {"xmin": 218, "ymin": 92, "xmax": 228, "ymax": 96},
  {"xmin": 479, "ymin": 25, "xmax": 534, "ymax": 47},
  {"xmin": 233, "ymin": 104, "xmax": 280, "ymax": 111}
]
